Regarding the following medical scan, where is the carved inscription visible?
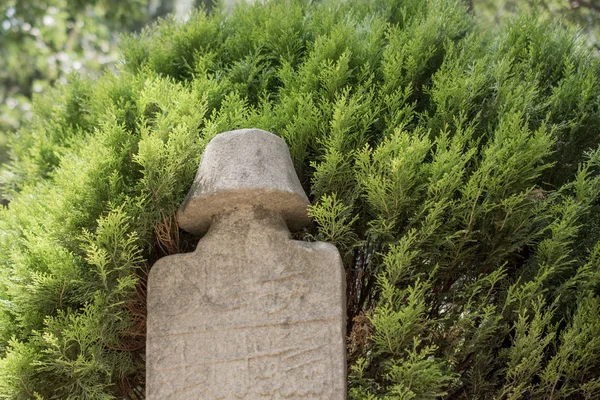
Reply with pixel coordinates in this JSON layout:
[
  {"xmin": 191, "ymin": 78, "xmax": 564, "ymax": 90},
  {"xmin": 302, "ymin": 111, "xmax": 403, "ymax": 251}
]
[
  {"xmin": 146, "ymin": 129, "xmax": 346, "ymax": 399},
  {"xmin": 147, "ymin": 212, "xmax": 346, "ymax": 399}
]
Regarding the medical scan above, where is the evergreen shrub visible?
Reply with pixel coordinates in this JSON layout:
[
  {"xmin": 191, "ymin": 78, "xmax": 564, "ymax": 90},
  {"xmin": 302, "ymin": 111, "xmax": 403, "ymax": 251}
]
[{"xmin": 1, "ymin": 0, "xmax": 600, "ymax": 398}]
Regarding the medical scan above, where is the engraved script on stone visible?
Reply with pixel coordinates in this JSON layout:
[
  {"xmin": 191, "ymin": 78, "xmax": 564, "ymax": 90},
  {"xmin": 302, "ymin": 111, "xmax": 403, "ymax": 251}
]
[{"xmin": 146, "ymin": 129, "xmax": 346, "ymax": 399}]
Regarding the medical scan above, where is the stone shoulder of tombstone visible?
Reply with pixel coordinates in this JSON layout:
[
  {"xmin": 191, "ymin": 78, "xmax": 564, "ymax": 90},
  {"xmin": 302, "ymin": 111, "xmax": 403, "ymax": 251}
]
[{"xmin": 146, "ymin": 128, "xmax": 347, "ymax": 399}]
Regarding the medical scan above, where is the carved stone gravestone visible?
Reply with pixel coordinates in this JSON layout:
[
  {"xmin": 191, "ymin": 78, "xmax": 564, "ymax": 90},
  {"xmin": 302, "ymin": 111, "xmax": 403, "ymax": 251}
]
[{"xmin": 146, "ymin": 129, "xmax": 346, "ymax": 399}]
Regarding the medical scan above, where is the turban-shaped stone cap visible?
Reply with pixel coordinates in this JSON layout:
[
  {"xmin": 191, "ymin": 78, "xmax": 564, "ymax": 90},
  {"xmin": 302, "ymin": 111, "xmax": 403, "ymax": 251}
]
[{"xmin": 177, "ymin": 128, "xmax": 311, "ymax": 235}]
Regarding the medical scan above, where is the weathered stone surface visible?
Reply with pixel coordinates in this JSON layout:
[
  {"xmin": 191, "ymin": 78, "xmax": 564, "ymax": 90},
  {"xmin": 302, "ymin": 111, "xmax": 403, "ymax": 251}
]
[
  {"xmin": 146, "ymin": 129, "xmax": 346, "ymax": 399},
  {"xmin": 177, "ymin": 128, "xmax": 311, "ymax": 236}
]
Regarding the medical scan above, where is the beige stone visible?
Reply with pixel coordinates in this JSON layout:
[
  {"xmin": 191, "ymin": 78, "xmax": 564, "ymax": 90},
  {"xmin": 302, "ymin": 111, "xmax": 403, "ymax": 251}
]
[
  {"xmin": 146, "ymin": 129, "xmax": 346, "ymax": 399},
  {"xmin": 177, "ymin": 128, "xmax": 311, "ymax": 236}
]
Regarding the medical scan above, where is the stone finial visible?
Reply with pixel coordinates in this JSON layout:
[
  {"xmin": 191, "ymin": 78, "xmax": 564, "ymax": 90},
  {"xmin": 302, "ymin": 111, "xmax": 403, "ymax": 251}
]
[
  {"xmin": 177, "ymin": 128, "xmax": 310, "ymax": 235},
  {"xmin": 147, "ymin": 129, "xmax": 346, "ymax": 400}
]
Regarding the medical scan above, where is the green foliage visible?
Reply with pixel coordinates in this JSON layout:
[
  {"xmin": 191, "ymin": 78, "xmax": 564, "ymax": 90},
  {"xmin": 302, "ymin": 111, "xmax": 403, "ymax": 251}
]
[
  {"xmin": 1, "ymin": 0, "xmax": 600, "ymax": 398},
  {"xmin": 0, "ymin": 0, "xmax": 148, "ymax": 165},
  {"xmin": 472, "ymin": 0, "xmax": 600, "ymax": 50}
]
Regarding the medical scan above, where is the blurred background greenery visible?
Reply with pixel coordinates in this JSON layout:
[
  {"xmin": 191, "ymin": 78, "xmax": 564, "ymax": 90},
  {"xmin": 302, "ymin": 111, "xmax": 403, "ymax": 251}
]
[
  {"xmin": 473, "ymin": 0, "xmax": 599, "ymax": 48},
  {"xmin": 0, "ymin": 0, "xmax": 598, "ymax": 168},
  {"xmin": 0, "ymin": 0, "xmax": 142, "ymax": 166},
  {"xmin": 0, "ymin": 0, "xmax": 214, "ymax": 166}
]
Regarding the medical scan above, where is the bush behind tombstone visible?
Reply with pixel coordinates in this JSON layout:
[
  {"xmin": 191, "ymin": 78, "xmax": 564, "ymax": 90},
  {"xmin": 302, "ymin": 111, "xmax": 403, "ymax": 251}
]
[{"xmin": 0, "ymin": 0, "xmax": 600, "ymax": 398}]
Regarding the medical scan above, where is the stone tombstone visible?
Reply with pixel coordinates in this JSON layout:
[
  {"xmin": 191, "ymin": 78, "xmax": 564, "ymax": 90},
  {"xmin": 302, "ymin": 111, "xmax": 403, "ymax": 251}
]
[{"xmin": 146, "ymin": 129, "xmax": 346, "ymax": 399}]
